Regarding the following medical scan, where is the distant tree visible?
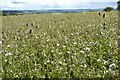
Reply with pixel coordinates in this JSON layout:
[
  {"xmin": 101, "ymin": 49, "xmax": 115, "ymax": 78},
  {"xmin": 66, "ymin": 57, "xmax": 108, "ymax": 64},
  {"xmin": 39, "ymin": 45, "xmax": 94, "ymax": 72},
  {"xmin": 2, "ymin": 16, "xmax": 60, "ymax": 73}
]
[
  {"xmin": 104, "ymin": 7, "xmax": 113, "ymax": 12},
  {"xmin": 117, "ymin": 1, "xmax": 120, "ymax": 10}
]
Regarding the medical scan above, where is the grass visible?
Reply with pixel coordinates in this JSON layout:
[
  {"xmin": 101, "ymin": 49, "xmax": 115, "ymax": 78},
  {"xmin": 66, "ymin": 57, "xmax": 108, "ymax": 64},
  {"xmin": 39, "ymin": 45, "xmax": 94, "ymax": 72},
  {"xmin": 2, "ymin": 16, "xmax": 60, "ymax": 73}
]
[{"xmin": 2, "ymin": 11, "xmax": 119, "ymax": 78}]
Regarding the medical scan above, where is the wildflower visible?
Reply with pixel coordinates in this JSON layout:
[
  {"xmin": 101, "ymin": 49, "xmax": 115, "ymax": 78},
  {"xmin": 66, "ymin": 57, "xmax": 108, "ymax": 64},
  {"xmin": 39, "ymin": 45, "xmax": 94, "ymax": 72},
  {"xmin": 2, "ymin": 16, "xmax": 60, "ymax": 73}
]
[
  {"xmin": 84, "ymin": 64, "xmax": 87, "ymax": 68},
  {"xmin": 109, "ymin": 63, "xmax": 116, "ymax": 68},
  {"xmin": 85, "ymin": 47, "xmax": 90, "ymax": 52},
  {"xmin": 59, "ymin": 61, "xmax": 62, "ymax": 64},
  {"xmin": 80, "ymin": 50, "xmax": 84, "ymax": 53},
  {"xmin": 104, "ymin": 70, "xmax": 108, "ymax": 74},
  {"xmin": 23, "ymin": 45, "xmax": 25, "ymax": 47},
  {"xmin": 63, "ymin": 63, "xmax": 67, "ymax": 65},
  {"xmin": 67, "ymin": 51, "xmax": 70, "ymax": 54},
  {"xmin": 5, "ymin": 52, "xmax": 12, "ymax": 56},
  {"xmin": 44, "ymin": 62, "xmax": 47, "ymax": 65},
  {"xmin": 7, "ymin": 45, "xmax": 10, "ymax": 48},
  {"xmin": 96, "ymin": 34, "xmax": 99, "ymax": 36},
  {"xmin": 108, "ymin": 68, "xmax": 112, "ymax": 72},
  {"xmin": 59, "ymin": 52, "xmax": 62, "ymax": 55},
  {"xmin": 43, "ymin": 33, "xmax": 46, "ymax": 35},
  {"xmin": 104, "ymin": 60, "xmax": 108, "ymax": 65},
  {"xmin": 97, "ymin": 58, "xmax": 101, "ymax": 62},
  {"xmin": 64, "ymin": 59, "xmax": 66, "ymax": 62},
  {"xmin": 47, "ymin": 60, "xmax": 50, "ymax": 63},
  {"xmin": 71, "ymin": 33, "xmax": 74, "ymax": 36},
  {"xmin": 35, "ymin": 68, "xmax": 37, "ymax": 71},
  {"xmin": 57, "ymin": 43, "xmax": 60, "ymax": 46},
  {"xmin": 74, "ymin": 42, "xmax": 77, "ymax": 45},
  {"xmin": 63, "ymin": 45, "xmax": 66, "ymax": 48},
  {"xmin": 10, "ymin": 70, "xmax": 13, "ymax": 73},
  {"xmin": 76, "ymin": 32, "xmax": 79, "ymax": 35},
  {"xmin": 51, "ymin": 50, "xmax": 54, "ymax": 52},
  {"xmin": 51, "ymin": 61, "xmax": 54, "ymax": 64},
  {"xmin": 97, "ymin": 74, "xmax": 101, "ymax": 77},
  {"xmin": 5, "ymin": 60, "xmax": 7, "ymax": 62},
  {"xmin": 0, "ymin": 41, "xmax": 2, "ymax": 44},
  {"xmin": 47, "ymin": 39, "xmax": 49, "ymax": 42}
]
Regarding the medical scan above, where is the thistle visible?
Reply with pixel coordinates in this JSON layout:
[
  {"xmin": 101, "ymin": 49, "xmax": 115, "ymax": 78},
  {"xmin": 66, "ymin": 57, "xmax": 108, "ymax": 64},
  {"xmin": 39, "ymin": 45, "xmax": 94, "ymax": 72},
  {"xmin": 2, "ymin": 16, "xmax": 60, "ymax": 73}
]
[
  {"xmin": 103, "ymin": 13, "xmax": 106, "ymax": 18},
  {"xmin": 98, "ymin": 12, "xmax": 101, "ymax": 15},
  {"xmin": 29, "ymin": 29, "xmax": 33, "ymax": 34}
]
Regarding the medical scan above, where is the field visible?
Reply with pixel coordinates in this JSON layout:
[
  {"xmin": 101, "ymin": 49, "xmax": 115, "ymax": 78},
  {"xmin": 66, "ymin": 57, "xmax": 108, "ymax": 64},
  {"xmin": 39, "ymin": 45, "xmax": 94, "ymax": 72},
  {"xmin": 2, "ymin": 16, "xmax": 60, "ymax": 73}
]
[{"xmin": 2, "ymin": 11, "xmax": 119, "ymax": 78}]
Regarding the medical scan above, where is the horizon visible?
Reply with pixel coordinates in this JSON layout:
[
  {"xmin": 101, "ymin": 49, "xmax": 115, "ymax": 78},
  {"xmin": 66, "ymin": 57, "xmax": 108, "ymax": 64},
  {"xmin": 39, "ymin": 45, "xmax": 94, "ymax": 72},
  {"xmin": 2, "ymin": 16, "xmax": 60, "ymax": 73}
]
[
  {"xmin": 2, "ymin": 8, "xmax": 106, "ymax": 11},
  {"xmin": 1, "ymin": 0, "xmax": 118, "ymax": 10}
]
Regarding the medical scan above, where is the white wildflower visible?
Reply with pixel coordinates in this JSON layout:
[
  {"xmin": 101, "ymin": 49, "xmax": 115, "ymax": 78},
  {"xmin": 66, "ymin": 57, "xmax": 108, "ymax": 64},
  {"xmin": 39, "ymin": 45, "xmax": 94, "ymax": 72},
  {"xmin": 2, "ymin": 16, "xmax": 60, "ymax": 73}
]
[
  {"xmin": 76, "ymin": 32, "xmax": 79, "ymax": 35},
  {"xmin": 59, "ymin": 52, "xmax": 62, "ymax": 55},
  {"xmin": 104, "ymin": 70, "xmax": 108, "ymax": 74},
  {"xmin": 85, "ymin": 47, "xmax": 90, "ymax": 52},
  {"xmin": 7, "ymin": 45, "xmax": 10, "ymax": 48},
  {"xmin": 59, "ymin": 61, "xmax": 62, "ymax": 64},
  {"xmin": 104, "ymin": 60, "xmax": 108, "ymax": 65},
  {"xmin": 97, "ymin": 58, "xmax": 101, "ymax": 62},
  {"xmin": 57, "ymin": 43, "xmax": 60, "ymax": 46},
  {"xmin": 84, "ymin": 64, "xmax": 87, "ymax": 67},
  {"xmin": 80, "ymin": 50, "xmax": 84, "ymax": 53},
  {"xmin": 51, "ymin": 50, "xmax": 54, "ymax": 52},
  {"xmin": 74, "ymin": 42, "xmax": 77, "ymax": 45},
  {"xmin": 47, "ymin": 60, "xmax": 50, "ymax": 63},
  {"xmin": 0, "ymin": 41, "xmax": 2, "ymax": 44},
  {"xmin": 97, "ymin": 74, "xmax": 101, "ymax": 77},
  {"xmin": 47, "ymin": 39, "xmax": 49, "ymax": 42},
  {"xmin": 109, "ymin": 63, "xmax": 116, "ymax": 68},
  {"xmin": 23, "ymin": 45, "xmax": 25, "ymax": 47},
  {"xmin": 108, "ymin": 68, "xmax": 112, "ymax": 72},
  {"xmin": 71, "ymin": 33, "xmax": 74, "ymax": 36},
  {"xmin": 35, "ymin": 68, "xmax": 37, "ymax": 71},
  {"xmin": 43, "ymin": 33, "xmax": 46, "ymax": 35},
  {"xmin": 96, "ymin": 34, "xmax": 99, "ymax": 36},
  {"xmin": 5, "ymin": 52, "xmax": 12, "ymax": 56},
  {"xmin": 63, "ymin": 45, "xmax": 66, "ymax": 48},
  {"xmin": 64, "ymin": 59, "xmax": 66, "ymax": 62},
  {"xmin": 51, "ymin": 61, "xmax": 53, "ymax": 64},
  {"xmin": 44, "ymin": 62, "xmax": 47, "ymax": 64},
  {"xmin": 63, "ymin": 63, "xmax": 67, "ymax": 65},
  {"xmin": 67, "ymin": 51, "xmax": 70, "ymax": 54},
  {"xmin": 5, "ymin": 60, "xmax": 7, "ymax": 62}
]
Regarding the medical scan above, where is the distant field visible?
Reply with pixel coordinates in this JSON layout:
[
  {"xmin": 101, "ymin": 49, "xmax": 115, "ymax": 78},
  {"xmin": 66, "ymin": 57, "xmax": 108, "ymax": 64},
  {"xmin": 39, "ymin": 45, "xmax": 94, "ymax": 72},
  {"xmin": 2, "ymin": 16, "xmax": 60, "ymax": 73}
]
[{"xmin": 2, "ymin": 11, "xmax": 119, "ymax": 78}]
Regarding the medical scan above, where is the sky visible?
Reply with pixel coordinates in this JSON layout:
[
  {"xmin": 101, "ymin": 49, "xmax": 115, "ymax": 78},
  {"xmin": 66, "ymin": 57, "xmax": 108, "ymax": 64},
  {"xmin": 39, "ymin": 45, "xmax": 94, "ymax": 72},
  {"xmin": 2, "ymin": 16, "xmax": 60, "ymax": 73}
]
[{"xmin": 0, "ymin": 0, "xmax": 118, "ymax": 10}]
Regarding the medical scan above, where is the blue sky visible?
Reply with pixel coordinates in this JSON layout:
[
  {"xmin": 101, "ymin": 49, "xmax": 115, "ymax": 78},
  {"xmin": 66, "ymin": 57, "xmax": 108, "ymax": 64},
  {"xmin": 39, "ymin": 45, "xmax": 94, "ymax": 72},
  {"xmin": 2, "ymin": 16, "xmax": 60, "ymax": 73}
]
[{"xmin": 1, "ymin": 0, "xmax": 118, "ymax": 10}]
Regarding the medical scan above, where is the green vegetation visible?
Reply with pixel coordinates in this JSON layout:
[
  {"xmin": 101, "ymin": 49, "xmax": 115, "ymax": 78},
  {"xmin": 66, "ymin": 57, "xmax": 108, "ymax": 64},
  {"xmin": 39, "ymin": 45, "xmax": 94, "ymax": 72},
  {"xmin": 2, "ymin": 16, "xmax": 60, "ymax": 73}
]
[
  {"xmin": 104, "ymin": 7, "xmax": 113, "ymax": 12},
  {"xmin": 2, "ymin": 11, "xmax": 118, "ymax": 78},
  {"xmin": 117, "ymin": 1, "xmax": 120, "ymax": 10}
]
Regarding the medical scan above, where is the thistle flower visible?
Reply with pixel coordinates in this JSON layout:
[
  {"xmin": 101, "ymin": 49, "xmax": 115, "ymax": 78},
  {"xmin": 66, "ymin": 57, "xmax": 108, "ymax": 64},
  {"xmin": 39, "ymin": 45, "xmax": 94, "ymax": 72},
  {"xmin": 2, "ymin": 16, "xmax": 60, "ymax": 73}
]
[
  {"xmin": 103, "ymin": 13, "xmax": 106, "ymax": 18},
  {"xmin": 29, "ymin": 29, "xmax": 33, "ymax": 34}
]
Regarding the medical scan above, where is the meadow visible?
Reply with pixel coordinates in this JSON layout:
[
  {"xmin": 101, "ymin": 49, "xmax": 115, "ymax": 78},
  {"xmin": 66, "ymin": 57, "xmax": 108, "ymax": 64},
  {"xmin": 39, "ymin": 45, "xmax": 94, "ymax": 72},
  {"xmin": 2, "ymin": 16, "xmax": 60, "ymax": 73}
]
[{"xmin": 2, "ymin": 11, "xmax": 119, "ymax": 78}]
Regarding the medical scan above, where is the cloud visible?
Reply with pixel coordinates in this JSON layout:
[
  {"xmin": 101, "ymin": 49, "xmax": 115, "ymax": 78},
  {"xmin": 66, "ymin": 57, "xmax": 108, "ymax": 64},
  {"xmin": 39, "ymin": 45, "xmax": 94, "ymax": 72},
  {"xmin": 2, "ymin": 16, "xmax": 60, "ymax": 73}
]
[
  {"xmin": 1, "ymin": 1, "xmax": 25, "ymax": 10},
  {"xmin": 11, "ymin": 2, "xmax": 27, "ymax": 4},
  {"xmin": 1, "ymin": 0, "xmax": 118, "ymax": 10}
]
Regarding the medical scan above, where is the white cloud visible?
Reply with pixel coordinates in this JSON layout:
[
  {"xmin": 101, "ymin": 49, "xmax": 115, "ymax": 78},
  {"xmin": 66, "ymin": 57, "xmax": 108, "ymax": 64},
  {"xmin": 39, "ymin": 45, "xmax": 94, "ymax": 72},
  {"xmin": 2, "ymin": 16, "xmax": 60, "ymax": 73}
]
[{"xmin": 1, "ymin": 0, "xmax": 118, "ymax": 10}]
